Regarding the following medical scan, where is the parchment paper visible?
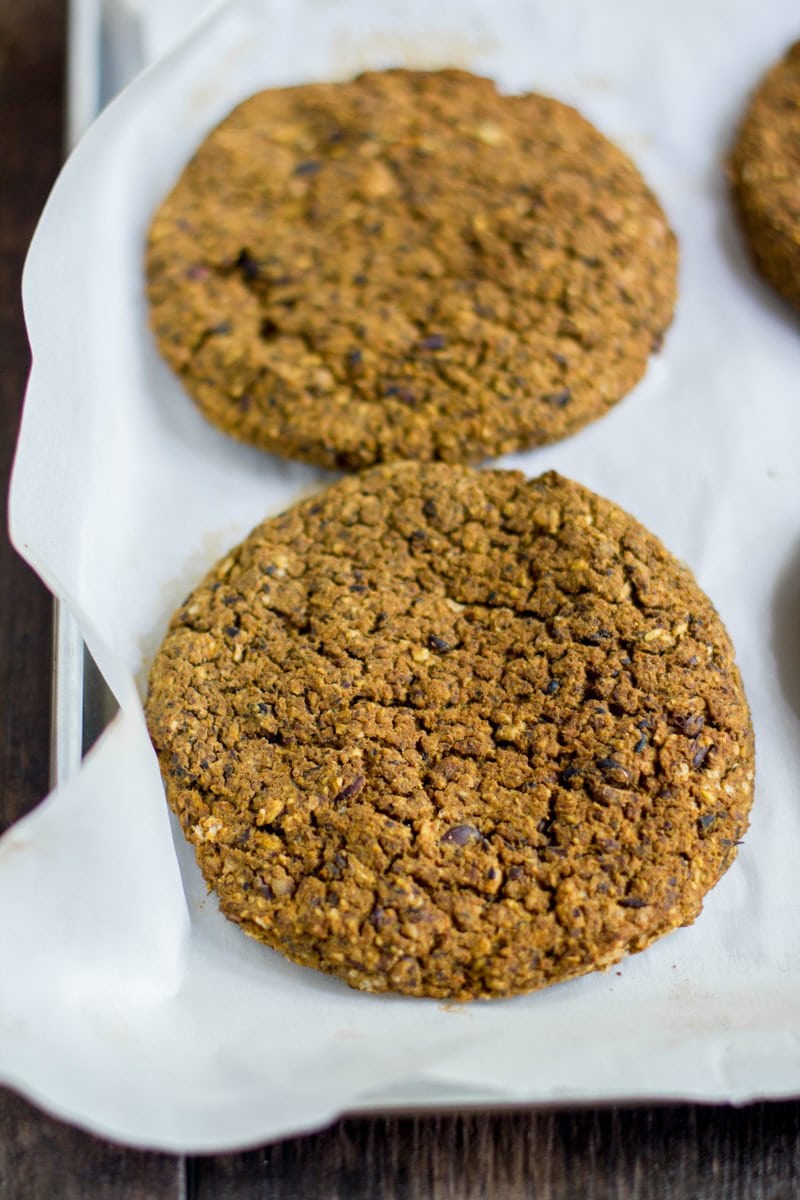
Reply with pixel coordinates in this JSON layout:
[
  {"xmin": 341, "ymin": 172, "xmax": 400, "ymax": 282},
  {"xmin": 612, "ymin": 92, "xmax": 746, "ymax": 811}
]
[{"xmin": 5, "ymin": 0, "xmax": 800, "ymax": 1152}]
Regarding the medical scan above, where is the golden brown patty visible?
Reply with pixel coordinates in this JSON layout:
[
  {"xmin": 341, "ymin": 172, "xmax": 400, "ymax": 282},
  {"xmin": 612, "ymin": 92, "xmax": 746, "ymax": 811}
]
[
  {"xmin": 146, "ymin": 464, "xmax": 754, "ymax": 1000},
  {"xmin": 147, "ymin": 69, "xmax": 677, "ymax": 469},
  {"xmin": 730, "ymin": 42, "xmax": 800, "ymax": 314}
]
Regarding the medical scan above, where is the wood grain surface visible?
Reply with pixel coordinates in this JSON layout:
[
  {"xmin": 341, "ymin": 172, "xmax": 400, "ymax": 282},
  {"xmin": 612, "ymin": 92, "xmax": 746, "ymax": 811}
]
[
  {"xmin": 193, "ymin": 1108, "xmax": 800, "ymax": 1200},
  {"xmin": 1, "ymin": 2, "xmax": 799, "ymax": 1197}
]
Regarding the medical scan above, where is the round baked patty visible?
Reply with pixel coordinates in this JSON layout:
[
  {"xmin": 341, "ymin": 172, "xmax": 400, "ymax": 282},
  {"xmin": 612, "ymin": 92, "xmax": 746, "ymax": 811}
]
[
  {"xmin": 730, "ymin": 42, "xmax": 800, "ymax": 314},
  {"xmin": 145, "ymin": 465, "xmax": 753, "ymax": 1000},
  {"xmin": 146, "ymin": 69, "xmax": 677, "ymax": 469}
]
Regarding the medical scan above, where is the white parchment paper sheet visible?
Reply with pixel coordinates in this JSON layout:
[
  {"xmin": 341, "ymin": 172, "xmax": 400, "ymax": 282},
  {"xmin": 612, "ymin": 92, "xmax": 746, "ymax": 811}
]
[{"xmin": 4, "ymin": 0, "xmax": 800, "ymax": 1152}]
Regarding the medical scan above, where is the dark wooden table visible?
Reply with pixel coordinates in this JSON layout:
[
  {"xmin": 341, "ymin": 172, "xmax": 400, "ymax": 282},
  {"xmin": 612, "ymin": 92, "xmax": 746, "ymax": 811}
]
[{"xmin": 2, "ymin": 3, "xmax": 799, "ymax": 1196}]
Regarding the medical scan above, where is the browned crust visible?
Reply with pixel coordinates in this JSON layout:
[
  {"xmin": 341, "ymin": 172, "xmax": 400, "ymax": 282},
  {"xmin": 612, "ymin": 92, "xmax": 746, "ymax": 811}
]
[
  {"xmin": 730, "ymin": 42, "xmax": 800, "ymax": 314},
  {"xmin": 147, "ymin": 69, "xmax": 677, "ymax": 469},
  {"xmin": 146, "ymin": 465, "xmax": 754, "ymax": 1000}
]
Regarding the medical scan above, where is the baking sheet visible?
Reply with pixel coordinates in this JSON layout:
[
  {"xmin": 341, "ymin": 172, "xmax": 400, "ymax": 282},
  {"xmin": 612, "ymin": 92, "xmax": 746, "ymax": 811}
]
[{"xmin": 6, "ymin": 0, "xmax": 800, "ymax": 1153}]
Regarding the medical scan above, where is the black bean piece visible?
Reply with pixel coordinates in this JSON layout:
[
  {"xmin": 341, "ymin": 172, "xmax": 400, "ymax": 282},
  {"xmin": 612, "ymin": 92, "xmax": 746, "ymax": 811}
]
[
  {"xmin": 384, "ymin": 383, "xmax": 417, "ymax": 405},
  {"xmin": 559, "ymin": 764, "xmax": 582, "ymax": 787},
  {"xmin": 334, "ymin": 775, "xmax": 365, "ymax": 803},
  {"xmin": 543, "ymin": 387, "xmax": 571, "ymax": 407},
  {"xmin": 676, "ymin": 713, "xmax": 705, "ymax": 736},
  {"xmin": 236, "ymin": 249, "xmax": 260, "ymax": 280},
  {"xmin": 441, "ymin": 824, "xmax": 481, "ymax": 847},
  {"xmin": 370, "ymin": 907, "xmax": 389, "ymax": 929},
  {"xmin": 693, "ymin": 744, "xmax": 711, "ymax": 768}
]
